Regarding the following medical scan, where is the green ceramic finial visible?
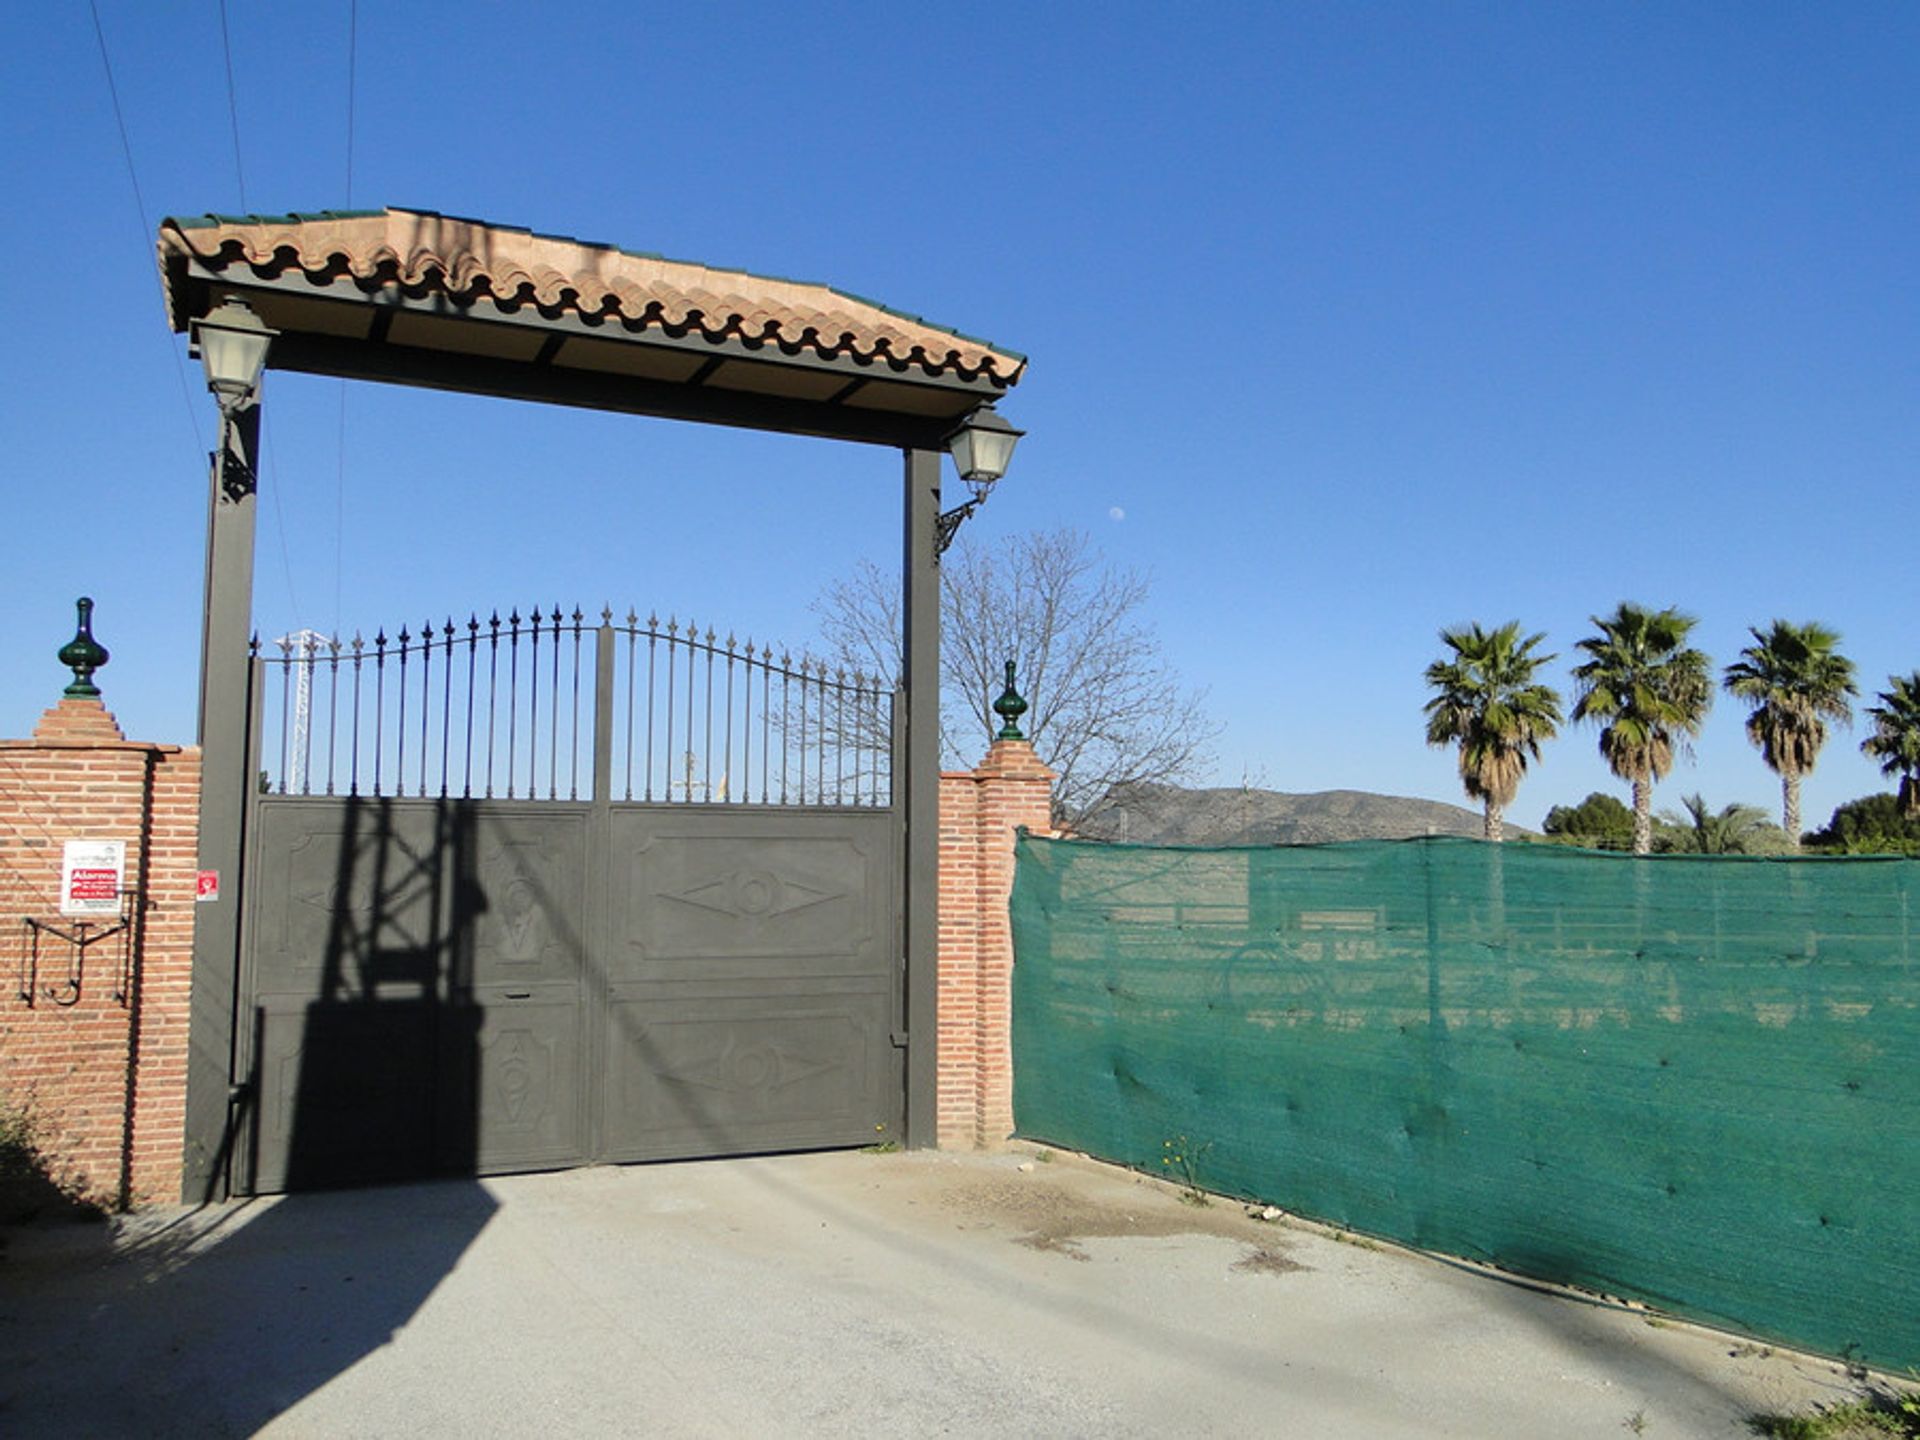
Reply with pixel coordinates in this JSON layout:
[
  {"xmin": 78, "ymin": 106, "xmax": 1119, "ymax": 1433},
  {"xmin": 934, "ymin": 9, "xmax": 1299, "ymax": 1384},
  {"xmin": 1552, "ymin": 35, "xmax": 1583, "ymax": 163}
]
[
  {"xmin": 59, "ymin": 597, "xmax": 109, "ymax": 699},
  {"xmin": 993, "ymin": 658, "xmax": 1028, "ymax": 741}
]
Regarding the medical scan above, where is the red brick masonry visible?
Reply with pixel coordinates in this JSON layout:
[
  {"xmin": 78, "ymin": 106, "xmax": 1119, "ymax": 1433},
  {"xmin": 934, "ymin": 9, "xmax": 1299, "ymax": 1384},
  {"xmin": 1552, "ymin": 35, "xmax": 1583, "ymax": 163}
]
[
  {"xmin": 0, "ymin": 700, "xmax": 199, "ymax": 1207},
  {"xmin": 937, "ymin": 738, "xmax": 1054, "ymax": 1149}
]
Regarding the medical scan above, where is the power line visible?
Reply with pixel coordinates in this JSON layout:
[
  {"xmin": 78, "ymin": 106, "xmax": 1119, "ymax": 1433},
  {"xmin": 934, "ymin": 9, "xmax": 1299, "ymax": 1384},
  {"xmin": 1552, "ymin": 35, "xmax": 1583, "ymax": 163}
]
[
  {"xmin": 344, "ymin": 0, "xmax": 358, "ymax": 205},
  {"xmin": 88, "ymin": 0, "xmax": 208, "ymax": 457},
  {"xmin": 217, "ymin": 0, "xmax": 249, "ymax": 210}
]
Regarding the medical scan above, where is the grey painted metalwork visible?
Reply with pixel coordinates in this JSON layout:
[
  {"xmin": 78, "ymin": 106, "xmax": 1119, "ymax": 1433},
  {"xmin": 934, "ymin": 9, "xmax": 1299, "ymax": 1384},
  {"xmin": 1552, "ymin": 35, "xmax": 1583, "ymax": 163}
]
[
  {"xmin": 185, "ymin": 398, "xmax": 261, "ymax": 1202},
  {"xmin": 233, "ymin": 611, "xmax": 902, "ymax": 1193},
  {"xmin": 255, "ymin": 612, "xmax": 892, "ymax": 809},
  {"xmin": 902, "ymin": 449, "xmax": 941, "ymax": 1149}
]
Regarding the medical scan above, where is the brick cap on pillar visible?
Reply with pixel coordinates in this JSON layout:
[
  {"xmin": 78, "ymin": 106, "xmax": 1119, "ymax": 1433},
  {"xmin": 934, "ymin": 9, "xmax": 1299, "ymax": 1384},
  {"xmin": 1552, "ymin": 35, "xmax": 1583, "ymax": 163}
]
[
  {"xmin": 2, "ymin": 699, "xmax": 189, "ymax": 755},
  {"xmin": 971, "ymin": 737, "xmax": 1054, "ymax": 782},
  {"xmin": 29, "ymin": 698, "xmax": 127, "ymax": 743}
]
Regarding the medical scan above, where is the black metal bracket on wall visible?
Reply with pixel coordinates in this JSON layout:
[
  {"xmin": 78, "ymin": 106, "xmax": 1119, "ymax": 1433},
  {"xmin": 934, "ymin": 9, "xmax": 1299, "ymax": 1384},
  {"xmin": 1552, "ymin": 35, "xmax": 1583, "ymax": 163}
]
[
  {"xmin": 16, "ymin": 892, "xmax": 139, "ymax": 1008},
  {"xmin": 934, "ymin": 494, "xmax": 984, "ymax": 556}
]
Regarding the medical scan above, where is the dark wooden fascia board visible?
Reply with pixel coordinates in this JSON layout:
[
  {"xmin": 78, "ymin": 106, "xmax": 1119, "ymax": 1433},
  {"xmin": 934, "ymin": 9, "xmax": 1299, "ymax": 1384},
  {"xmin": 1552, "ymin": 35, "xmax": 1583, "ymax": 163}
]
[{"xmin": 265, "ymin": 331, "xmax": 958, "ymax": 449}]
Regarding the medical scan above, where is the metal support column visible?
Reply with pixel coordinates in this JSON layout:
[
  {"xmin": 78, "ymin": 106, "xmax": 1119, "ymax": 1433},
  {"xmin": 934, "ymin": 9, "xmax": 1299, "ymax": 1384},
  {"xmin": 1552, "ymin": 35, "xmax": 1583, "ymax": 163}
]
[
  {"xmin": 902, "ymin": 447, "xmax": 941, "ymax": 1147},
  {"xmin": 182, "ymin": 396, "xmax": 261, "ymax": 1201}
]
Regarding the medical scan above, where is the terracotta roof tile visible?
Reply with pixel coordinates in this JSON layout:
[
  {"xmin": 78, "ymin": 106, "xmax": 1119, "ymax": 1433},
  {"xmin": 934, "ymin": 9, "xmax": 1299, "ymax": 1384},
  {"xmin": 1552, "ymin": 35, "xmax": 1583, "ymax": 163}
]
[{"xmin": 158, "ymin": 207, "xmax": 1024, "ymax": 386}]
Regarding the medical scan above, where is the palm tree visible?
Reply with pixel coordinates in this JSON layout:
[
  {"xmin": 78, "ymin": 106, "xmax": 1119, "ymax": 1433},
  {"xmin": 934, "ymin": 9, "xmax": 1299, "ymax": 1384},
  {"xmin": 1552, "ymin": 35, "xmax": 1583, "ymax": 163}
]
[
  {"xmin": 1662, "ymin": 793, "xmax": 1775, "ymax": 854},
  {"xmin": 1722, "ymin": 620, "xmax": 1856, "ymax": 844},
  {"xmin": 1862, "ymin": 672, "xmax": 1920, "ymax": 819},
  {"xmin": 1423, "ymin": 621, "xmax": 1563, "ymax": 842},
  {"xmin": 1570, "ymin": 603, "xmax": 1713, "ymax": 855}
]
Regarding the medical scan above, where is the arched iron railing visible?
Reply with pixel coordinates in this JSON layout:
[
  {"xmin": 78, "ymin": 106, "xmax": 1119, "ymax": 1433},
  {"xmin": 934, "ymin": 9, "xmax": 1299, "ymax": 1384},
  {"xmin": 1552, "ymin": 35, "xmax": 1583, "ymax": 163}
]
[{"xmin": 254, "ymin": 608, "xmax": 895, "ymax": 807}]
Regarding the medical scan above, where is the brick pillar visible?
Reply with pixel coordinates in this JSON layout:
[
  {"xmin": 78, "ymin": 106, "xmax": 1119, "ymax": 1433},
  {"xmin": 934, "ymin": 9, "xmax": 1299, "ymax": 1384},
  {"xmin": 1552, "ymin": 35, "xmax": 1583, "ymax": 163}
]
[
  {"xmin": 937, "ymin": 737, "xmax": 1053, "ymax": 1149},
  {"xmin": 0, "ymin": 699, "xmax": 201, "ymax": 1207}
]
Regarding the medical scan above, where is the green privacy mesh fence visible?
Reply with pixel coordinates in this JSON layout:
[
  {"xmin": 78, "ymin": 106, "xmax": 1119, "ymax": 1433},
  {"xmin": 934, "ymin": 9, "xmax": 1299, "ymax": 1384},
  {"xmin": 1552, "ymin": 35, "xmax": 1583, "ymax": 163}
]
[{"xmin": 1010, "ymin": 834, "xmax": 1920, "ymax": 1368}]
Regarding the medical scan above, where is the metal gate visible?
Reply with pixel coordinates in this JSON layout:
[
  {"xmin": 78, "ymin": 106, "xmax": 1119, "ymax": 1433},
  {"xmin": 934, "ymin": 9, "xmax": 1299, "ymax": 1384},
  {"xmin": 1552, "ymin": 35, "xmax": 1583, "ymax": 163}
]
[{"xmin": 236, "ymin": 609, "xmax": 900, "ymax": 1193}]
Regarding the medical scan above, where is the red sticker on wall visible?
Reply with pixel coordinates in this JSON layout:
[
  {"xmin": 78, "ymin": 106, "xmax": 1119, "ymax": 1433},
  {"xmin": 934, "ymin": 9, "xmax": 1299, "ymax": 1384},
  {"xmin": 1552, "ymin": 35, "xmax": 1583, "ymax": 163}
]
[{"xmin": 196, "ymin": 870, "xmax": 220, "ymax": 902}]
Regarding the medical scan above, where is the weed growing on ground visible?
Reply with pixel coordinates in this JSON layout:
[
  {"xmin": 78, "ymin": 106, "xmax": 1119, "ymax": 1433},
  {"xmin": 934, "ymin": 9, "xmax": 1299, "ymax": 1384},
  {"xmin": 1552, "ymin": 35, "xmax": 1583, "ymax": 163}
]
[
  {"xmin": 1749, "ymin": 1386, "xmax": 1920, "ymax": 1439},
  {"xmin": 860, "ymin": 1123, "xmax": 900, "ymax": 1154},
  {"xmin": 0, "ymin": 1101, "xmax": 35, "ymax": 1171},
  {"xmin": 1160, "ymin": 1135, "xmax": 1212, "ymax": 1206},
  {"xmin": 0, "ymin": 1096, "xmax": 105, "ymax": 1223},
  {"xmin": 1624, "ymin": 1409, "xmax": 1648, "ymax": 1434}
]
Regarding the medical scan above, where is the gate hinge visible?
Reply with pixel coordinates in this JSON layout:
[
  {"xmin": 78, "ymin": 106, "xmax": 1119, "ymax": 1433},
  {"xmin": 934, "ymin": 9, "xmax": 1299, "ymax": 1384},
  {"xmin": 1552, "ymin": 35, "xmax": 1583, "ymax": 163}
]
[{"xmin": 889, "ymin": 1030, "xmax": 909, "ymax": 1048}]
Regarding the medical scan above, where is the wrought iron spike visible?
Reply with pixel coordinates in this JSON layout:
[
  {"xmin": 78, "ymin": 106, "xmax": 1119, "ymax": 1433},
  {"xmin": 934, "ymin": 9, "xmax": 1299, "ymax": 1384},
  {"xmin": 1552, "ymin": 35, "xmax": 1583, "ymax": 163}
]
[
  {"xmin": 276, "ymin": 635, "xmax": 293, "ymax": 656},
  {"xmin": 328, "ymin": 634, "xmax": 341, "ymax": 655},
  {"xmin": 374, "ymin": 629, "xmax": 388, "ymax": 648},
  {"xmin": 646, "ymin": 611, "xmax": 656, "ymax": 629},
  {"xmin": 351, "ymin": 631, "xmax": 363, "ymax": 653},
  {"xmin": 443, "ymin": 618, "xmax": 455, "ymax": 639},
  {"xmin": 601, "ymin": 605, "xmax": 613, "ymax": 624},
  {"xmin": 573, "ymin": 606, "xmax": 585, "ymax": 624},
  {"xmin": 726, "ymin": 632, "xmax": 736, "ymax": 652},
  {"xmin": 667, "ymin": 616, "xmax": 678, "ymax": 636},
  {"xmin": 508, "ymin": 608, "xmax": 520, "ymax": 626},
  {"xmin": 467, "ymin": 614, "xmax": 479, "ymax": 634},
  {"xmin": 397, "ymin": 624, "xmax": 411, "ymax": 644},
  {"xmin": 706, "ymin": 627, "xmax": 716, "ymax": 645}
]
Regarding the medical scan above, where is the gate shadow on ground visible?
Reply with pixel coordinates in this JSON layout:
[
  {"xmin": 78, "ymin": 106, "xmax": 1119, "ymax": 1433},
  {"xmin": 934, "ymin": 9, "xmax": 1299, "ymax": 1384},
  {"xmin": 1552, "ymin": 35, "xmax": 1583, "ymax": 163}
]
[
  {"xmin": 0, "ymin": 1179, "xmax": 498, "ymax": 1437},
  {"xmin": 0, "ymin": 794, "xmax": 510, "ymax": 1432}
]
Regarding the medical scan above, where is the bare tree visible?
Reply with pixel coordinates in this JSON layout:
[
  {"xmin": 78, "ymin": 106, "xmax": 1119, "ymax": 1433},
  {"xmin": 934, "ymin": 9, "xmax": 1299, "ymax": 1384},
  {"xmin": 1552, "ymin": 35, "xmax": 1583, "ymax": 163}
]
[{"xmin": 810, "ymin": 527, "xmax": 1215, "ymax": 827}]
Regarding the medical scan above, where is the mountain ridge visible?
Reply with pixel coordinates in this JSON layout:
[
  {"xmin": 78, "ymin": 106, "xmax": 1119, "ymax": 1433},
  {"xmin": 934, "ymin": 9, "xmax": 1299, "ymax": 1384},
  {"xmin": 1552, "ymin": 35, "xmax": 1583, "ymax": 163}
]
[{"xmin": 1074, "ymin": 782, "xmax": 1525, "ymax": 847}]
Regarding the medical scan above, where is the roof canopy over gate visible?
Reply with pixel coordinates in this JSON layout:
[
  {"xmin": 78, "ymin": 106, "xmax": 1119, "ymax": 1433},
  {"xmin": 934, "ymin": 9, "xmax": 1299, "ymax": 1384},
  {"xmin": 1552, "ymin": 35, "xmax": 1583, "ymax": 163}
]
[{"xmin": 158, "ymin": 206, "xmax": 1025, "ymax": 448}]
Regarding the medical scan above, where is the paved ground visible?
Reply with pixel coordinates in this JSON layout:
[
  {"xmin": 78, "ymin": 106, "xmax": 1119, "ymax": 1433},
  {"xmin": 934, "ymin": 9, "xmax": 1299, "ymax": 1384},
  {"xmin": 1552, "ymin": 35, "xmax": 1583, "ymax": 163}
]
[{"xmin": 0, "ymin": 1147, "xmax": 1872, "ymax": 1438}]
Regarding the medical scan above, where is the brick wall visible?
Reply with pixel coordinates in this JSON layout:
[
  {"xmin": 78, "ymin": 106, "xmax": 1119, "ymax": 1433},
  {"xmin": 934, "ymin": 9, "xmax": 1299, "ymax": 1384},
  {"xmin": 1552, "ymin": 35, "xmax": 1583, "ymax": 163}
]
[
  {"xmin": 936, "ymin": 738, "xmax": 1053, "ymax": 1149},
  {"xmin": 0, "ymin": 699, "xmax": 200, "ymax": 1207}
]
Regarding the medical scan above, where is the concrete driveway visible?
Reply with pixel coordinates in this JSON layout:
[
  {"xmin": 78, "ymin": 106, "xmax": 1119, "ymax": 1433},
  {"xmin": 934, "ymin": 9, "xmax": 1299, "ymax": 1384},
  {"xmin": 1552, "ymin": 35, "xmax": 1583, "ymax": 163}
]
[{"xmin": 0, "ymin": 1148, "xmax": 1867, "ymax": 1438}]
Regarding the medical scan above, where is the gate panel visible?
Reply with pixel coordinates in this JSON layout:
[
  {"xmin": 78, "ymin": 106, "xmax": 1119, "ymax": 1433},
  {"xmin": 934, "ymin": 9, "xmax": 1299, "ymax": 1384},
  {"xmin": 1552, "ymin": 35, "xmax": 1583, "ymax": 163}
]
[
  {"xmin": 245, "ymin": 798, "xmax": 463, "ymax": 1191},
  {"xmin": 438, "ymin": 985, "xmax": 586, "ymax": 1174},
  {"xmin": 239, "ymin": 613, "xmax": 904, "ymax": 1193},
  {"xmin": 601, "ymin": 809, "xmax": 900, "ymax": 1160},
  {"xmin": 450, "ymin": 810, "xmax": 591, "ymax": 1173}
]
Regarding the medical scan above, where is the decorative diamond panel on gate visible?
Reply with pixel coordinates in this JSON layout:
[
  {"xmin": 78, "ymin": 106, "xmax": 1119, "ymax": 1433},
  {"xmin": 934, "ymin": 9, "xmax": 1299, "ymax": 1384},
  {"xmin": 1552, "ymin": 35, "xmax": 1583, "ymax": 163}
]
[
  {"xmin": 621, "ymin": 830, "xmax": 876, "ymax": 963},
  {"xmin": 600, "ymin": 995, "xmax": 892, "ymax": 1160}
]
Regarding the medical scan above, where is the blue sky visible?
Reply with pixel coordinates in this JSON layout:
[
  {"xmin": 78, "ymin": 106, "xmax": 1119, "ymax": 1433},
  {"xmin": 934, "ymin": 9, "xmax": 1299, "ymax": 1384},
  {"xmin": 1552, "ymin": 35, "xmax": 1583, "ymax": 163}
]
[{"xmin": 3, "ymin": 3, "xmax": 1915, "ymax": 832}]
